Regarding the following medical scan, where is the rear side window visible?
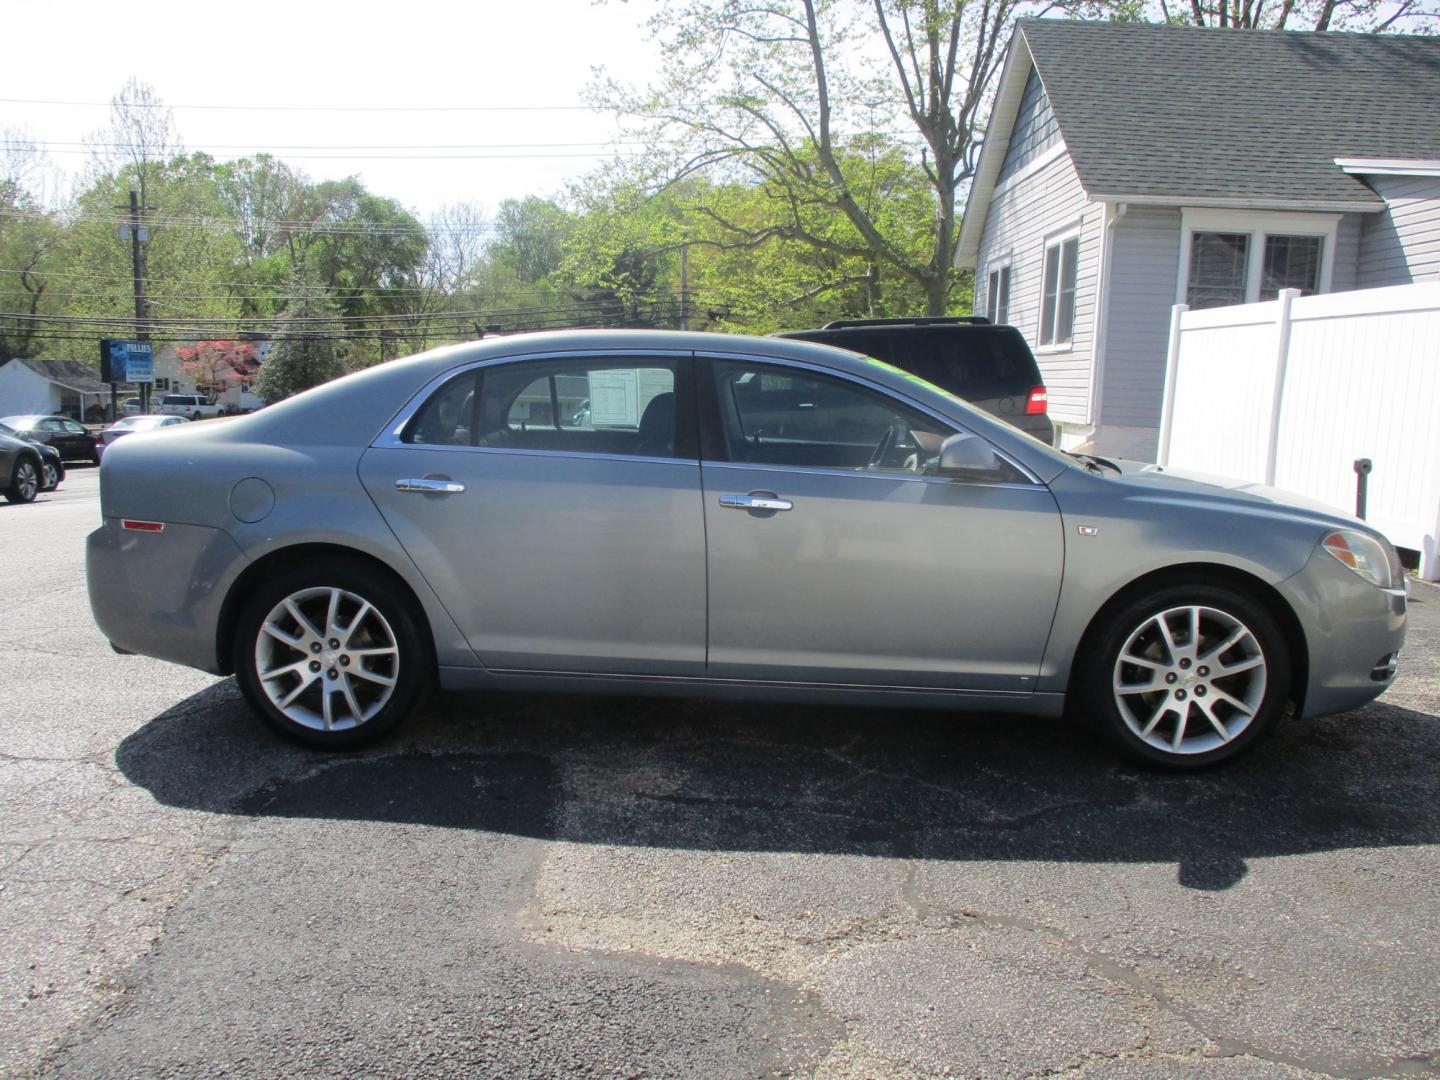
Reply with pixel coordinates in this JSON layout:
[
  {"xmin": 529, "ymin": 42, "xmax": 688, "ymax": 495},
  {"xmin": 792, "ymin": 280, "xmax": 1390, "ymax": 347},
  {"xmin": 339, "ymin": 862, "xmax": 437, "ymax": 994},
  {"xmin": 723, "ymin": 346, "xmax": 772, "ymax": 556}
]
[{"xmin": 404, "ymin": 358, "xmax": 689, "ymax": 460}]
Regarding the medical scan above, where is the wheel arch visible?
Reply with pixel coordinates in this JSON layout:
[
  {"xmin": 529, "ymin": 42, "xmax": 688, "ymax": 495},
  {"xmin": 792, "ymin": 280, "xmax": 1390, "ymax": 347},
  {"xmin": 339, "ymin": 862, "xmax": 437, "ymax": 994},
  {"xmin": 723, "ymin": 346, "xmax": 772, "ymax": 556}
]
[
  {"xmin": 1066, "ymin": 562, "xmax": 1310, "ymax": 710},
  {"xmin": 215, "ymin": 542, "xmax": 438, "ymax": 678}
]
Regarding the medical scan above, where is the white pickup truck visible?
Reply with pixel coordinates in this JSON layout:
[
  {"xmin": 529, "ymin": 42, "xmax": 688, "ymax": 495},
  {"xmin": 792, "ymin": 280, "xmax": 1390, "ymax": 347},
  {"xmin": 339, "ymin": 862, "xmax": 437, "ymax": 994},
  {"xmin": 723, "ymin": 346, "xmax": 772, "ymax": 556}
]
[{"xmin": 155, "ymin": 394, "xmax": 224, "ymax": 420}]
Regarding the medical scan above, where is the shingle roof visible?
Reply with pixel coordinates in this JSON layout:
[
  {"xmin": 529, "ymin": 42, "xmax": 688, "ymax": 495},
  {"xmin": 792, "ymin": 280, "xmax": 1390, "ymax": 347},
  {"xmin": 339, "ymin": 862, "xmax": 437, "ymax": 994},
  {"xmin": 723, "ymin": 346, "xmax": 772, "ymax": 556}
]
[
  {"xmin": 1019, "ymin": 19, "xmax": 1440, "ymax": 206},
  {"xmin": 6, "ymin": 359, "xmax": 114, "ymax": 395}
]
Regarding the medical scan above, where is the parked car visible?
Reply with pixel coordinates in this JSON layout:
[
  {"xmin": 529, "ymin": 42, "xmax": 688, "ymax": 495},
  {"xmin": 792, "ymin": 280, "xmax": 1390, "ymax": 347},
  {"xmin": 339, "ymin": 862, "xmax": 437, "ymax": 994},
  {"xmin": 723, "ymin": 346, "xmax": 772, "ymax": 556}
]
[
  {"xmin": 121, "ymin": 397, "xmax": 144, "ymax": 417},
  {"xmin": 775, "ymin": 317, "xmax": 1055, "ymax": 445},
  {"xmin": 88, "ymin": 330, "xmax": 1407, "ymax": 769},
  {"xmin": 95, "ymin": 414, "xmax": 189, "ymax": 460},
  {"xmin": 156, "ymin": 394, "xmax": 223, "ymax": 421},
  {"xmin": 0, "ymin": 414, "xmax": 99, "ymax": 464},
  {"xmin": 0, "ymin": 421, "xmax": 65, "ymax": 493}
]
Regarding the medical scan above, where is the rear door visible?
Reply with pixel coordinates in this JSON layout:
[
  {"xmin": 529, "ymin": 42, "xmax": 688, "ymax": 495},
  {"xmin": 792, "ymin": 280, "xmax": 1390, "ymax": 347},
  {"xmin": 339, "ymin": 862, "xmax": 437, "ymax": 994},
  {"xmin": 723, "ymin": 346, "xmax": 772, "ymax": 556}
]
[
  {"xmin": 360, "ymin": 352, "xmax": 708, "ymax": 675},
  {"xmin": 698, "ymin": 354, "xmax": 1064, "ymax": 691}
]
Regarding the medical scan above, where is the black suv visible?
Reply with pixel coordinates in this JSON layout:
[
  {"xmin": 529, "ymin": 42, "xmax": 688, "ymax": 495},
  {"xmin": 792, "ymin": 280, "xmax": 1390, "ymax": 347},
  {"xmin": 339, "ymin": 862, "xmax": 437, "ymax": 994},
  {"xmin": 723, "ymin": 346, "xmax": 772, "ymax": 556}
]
[{"xmin": 775, "ymin": 317, "xmax": 1054, "ymax": 444}]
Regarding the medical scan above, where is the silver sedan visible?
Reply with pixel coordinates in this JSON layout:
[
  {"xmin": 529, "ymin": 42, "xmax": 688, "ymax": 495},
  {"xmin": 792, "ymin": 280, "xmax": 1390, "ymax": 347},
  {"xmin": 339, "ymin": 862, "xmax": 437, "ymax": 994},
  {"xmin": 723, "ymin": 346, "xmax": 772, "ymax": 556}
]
[{"xmin": 87, "ymin": 330, "xmax": 1407, "ymax": 768}]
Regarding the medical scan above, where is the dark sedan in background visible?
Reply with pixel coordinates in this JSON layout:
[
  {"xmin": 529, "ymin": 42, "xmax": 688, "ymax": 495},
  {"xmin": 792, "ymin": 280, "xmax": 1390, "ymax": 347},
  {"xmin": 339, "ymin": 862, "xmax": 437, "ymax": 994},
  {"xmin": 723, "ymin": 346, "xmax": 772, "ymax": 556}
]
[
  {"xmin": 1, "ymin": 415, "xmax": 100, "ymax": 464},
  {"xmin": 0, "ymin": 421, "xmax": 65, "ymax": 500}
]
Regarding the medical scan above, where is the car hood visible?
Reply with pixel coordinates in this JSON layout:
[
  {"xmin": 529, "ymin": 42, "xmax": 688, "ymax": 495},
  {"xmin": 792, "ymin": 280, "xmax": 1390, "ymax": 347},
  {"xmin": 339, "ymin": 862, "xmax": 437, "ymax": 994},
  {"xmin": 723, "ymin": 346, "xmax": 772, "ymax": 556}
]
[{"xmin": 1106, "ymin": 458, "xmax": 1363, "ymax": 527}]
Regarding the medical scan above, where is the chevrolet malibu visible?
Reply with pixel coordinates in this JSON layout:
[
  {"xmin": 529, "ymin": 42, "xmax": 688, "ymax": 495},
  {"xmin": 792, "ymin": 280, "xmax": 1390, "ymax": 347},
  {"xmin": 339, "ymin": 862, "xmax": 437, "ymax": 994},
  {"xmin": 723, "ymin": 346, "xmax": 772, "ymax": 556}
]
[{"xmin": 87, "ymin": 330, "xmax": 1407, "ymax": 768}]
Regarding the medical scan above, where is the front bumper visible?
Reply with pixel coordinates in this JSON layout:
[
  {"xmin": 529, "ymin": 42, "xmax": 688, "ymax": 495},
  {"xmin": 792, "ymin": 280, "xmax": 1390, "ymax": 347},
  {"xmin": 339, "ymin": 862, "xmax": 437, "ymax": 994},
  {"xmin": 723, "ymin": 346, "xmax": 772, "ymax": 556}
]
[
  {"xmin": 1276, "ymin": 546, "xmax": 1407, "ymax": 719},
  {"xmin": 87, "ymin": 518, "xmax": 250, "ymax": 674}
]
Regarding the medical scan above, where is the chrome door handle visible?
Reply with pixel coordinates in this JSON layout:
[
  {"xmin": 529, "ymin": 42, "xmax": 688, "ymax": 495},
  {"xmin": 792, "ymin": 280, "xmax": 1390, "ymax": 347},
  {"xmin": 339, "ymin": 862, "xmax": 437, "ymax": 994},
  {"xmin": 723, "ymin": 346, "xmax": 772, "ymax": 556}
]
[
  {"xmin": 395, "ymin": 478, "xmax": 465, "ymax": 494},
  {"xmin": 719, "ymin": 494, "xmax": 793, "ymax": 511}
]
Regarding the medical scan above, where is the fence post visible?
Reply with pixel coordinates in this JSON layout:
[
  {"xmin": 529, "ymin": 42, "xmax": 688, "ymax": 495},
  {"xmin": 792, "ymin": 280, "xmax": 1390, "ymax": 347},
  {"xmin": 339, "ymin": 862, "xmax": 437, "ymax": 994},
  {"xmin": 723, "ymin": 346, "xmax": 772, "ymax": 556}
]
[
  {"xmin": 1156, "ymin": 303, "xmax": 1188, "ymax": 466},
  {"xmin": 1263, "ymin": 288, "xmax": 1301, "ymax": 487}
]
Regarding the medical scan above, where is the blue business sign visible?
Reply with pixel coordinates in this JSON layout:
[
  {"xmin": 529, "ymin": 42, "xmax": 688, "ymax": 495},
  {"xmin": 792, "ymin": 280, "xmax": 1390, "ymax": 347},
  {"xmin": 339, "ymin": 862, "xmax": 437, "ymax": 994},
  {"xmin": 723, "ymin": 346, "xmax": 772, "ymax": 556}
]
[{"xmin": 99, "ymin": 339, "xmax": 154, "ymax": 384}]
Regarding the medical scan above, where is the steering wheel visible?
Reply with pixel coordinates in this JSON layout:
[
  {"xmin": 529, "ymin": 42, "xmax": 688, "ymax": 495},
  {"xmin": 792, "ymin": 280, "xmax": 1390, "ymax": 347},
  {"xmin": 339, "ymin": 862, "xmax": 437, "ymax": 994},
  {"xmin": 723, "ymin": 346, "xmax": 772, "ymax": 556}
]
[{"xmin": 868, "ymin": 421, "xmax": 903, "ymax": 469}]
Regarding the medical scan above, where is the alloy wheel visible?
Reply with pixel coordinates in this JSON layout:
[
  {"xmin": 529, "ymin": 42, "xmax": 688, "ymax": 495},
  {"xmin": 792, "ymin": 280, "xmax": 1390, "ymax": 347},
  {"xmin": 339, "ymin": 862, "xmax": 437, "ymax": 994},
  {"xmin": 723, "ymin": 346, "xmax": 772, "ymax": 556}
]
[
  {"xmin": 253, "ymin": 586, "xmax": 400, "ymax": 732},
  {"xmin": 1111, "ymin": 605, "xmax": 1267, "ymax": 756}
]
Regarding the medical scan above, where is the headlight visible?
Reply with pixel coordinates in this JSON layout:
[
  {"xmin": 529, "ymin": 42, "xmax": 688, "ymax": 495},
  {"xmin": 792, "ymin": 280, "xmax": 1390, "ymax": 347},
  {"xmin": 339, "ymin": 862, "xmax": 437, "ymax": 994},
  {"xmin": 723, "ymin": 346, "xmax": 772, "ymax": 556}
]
[{"xmin": 1321, "ymin": 529, "xmax": 1402, "ymax": 589}]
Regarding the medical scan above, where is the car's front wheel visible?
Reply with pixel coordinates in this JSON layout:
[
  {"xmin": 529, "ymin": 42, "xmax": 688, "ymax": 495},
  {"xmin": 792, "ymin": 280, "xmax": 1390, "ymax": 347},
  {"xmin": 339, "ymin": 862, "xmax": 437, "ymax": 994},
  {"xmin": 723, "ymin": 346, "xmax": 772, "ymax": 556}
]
[
  {"xmin": 1083, "ymin": 582, "xmax": 1291, "ymax": 769},
  {"xmin": 40, "ymin": 459, "xmax": 59, "ymax": 491},
  {"xmin": 233, "ymin": 564, "xmax": 430, "ymax": 748},
  {"xmin": 5, "ymin": 458, "xmax": 40, "ymax": 504}
]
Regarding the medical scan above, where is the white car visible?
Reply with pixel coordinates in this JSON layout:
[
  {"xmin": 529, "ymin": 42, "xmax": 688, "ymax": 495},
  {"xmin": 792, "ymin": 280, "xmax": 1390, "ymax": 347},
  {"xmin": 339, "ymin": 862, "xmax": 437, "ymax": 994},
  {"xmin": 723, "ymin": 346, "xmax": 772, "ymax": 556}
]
[{"xmin": 156, "ymin": 394, "xmax": 223, "ymax": 420}]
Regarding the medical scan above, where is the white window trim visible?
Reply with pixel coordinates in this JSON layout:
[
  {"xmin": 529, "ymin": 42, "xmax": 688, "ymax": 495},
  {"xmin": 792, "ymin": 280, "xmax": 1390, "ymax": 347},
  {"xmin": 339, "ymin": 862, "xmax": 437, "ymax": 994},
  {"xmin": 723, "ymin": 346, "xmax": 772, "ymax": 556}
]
[
  {"xmin": 1035, "ymin": 223, "xmax": 1083, "ymax": 354},
  {"xmin": 984, "ymin": 254, "xmax": 1013, "ymax": 323},
  {"xmin": 991, "ymin": 141, "xmax": 1068, "ymax": 200},
  {"xmin": 1175, "ymin": 208, "xmax": 1339, "ymax": 308}
]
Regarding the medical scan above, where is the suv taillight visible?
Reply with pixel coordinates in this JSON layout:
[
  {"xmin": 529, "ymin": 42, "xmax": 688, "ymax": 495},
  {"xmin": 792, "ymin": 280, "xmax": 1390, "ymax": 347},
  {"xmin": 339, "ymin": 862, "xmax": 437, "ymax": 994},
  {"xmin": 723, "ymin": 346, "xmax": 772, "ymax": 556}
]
[{"xmin": 1025, "ymin": 386, "xmax": 1048, "ymax": 415}]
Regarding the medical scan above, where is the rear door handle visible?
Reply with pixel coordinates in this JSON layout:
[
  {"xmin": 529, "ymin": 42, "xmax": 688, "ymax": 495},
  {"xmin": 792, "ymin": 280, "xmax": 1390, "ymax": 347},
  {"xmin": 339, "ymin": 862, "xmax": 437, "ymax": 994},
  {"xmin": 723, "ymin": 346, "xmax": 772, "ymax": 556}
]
[
  {"xmin": 719, "ymin": 494, "xmax": 793, "ymax": 511},
  {"xmin": 395, "ymin": 478, "xmax": 465, "ymax": 494}
]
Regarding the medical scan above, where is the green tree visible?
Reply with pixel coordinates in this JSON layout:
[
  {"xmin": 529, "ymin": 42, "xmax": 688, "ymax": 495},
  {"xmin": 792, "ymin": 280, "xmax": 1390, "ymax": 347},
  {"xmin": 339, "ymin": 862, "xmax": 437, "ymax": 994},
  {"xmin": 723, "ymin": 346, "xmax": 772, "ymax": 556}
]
[
  {"xmin": 251, "ymin": 287, "xmax": 348, "ymax": 403},
  {"xmin": 594, "ymin": 0, "xmax": 1113, "ymax": 315}
]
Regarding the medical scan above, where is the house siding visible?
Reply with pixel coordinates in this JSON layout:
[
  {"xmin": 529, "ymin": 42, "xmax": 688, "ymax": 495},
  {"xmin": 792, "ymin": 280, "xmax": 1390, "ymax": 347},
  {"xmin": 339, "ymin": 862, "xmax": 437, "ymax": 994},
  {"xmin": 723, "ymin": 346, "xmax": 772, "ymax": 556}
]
[
  {"xmin": 1357, "ymin": 175, "xmax": 1440, "ymax": 287},
  {"xmin": 1331, "ymin": 212, "xmax": 1363, "ymax": 292},
  {"xmin": 975, "ymin": 148, "xmax": 1103, "ymax": 427},
  {"xmin": 1098, "ymin": 207, "xmax": 1181, "ymax": 454}
]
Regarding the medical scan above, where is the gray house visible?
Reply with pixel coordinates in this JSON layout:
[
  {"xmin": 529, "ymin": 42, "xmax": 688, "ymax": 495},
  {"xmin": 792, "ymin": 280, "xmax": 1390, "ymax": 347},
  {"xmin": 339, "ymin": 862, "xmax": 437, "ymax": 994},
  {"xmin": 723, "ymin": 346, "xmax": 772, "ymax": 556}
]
[{"xmin": 957, "ymin": 20, "xmax": 1440, "ymax": 459}]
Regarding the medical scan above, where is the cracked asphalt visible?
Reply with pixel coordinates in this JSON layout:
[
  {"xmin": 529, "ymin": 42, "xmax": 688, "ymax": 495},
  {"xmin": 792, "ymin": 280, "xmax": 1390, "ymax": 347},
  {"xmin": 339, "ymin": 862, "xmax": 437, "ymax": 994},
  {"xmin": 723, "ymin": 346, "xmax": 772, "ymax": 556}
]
[{"xmin": 3, "ymin": 467, "xmax": 1438, "ymax": 1078}]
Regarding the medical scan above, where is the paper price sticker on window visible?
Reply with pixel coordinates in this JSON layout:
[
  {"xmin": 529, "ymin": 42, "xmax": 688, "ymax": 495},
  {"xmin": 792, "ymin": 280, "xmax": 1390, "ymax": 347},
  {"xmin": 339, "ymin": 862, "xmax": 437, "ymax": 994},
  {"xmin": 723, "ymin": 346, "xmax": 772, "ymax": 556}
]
[{"xmin": 588, "ymin": 369, "xmax": 641, "ymax": 428}]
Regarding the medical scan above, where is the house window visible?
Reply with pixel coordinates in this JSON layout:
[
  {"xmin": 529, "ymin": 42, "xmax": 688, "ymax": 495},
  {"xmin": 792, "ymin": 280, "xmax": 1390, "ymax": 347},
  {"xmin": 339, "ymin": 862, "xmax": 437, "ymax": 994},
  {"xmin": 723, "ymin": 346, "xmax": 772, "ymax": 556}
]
[
  {"xmin": 1039, "ymin": 234, "xmax": 1079, "ymax": 347},
  {"xmin": 986, "ymin": 264, "xmax": 1011, "ymax": 324},
  {"xmin": 1187, "ymin": 232, "xmax": 1251, "ymax": 309},
  {"xmin": 1260, "ymin": 235, "xmax": 1323, "ymax": 300},
  {"xmin": 1179, "ymin": 210, "xmax": 1337, "ymax": 310}
]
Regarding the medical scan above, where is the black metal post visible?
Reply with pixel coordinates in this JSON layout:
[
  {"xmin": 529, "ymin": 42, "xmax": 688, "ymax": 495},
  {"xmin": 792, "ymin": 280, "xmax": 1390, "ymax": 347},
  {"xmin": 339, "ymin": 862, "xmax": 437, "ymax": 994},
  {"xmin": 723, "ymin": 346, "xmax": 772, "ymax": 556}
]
[{"xmin": 1354, "ymin": 458, "xmax": 1372, "ymax": 520}]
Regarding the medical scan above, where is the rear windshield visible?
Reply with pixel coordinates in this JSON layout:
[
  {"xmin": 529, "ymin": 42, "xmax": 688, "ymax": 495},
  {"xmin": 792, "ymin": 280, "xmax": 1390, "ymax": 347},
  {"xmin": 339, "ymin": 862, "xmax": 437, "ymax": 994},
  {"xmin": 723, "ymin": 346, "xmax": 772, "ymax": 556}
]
[
  {"xmin": 783, "ymin": 326, "xmax": 1042, "ymax": 402},
  {"xmin": 161, "ymin": 396, "xmax": 194, "ymax": 405}
]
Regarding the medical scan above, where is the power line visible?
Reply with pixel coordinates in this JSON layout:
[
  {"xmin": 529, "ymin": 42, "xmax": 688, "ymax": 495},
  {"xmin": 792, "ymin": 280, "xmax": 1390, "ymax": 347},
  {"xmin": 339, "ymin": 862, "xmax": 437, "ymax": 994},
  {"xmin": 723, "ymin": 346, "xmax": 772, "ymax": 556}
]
[{"xmin": 0, "ymin": 97, "xmax": 610, "ymax": 113}]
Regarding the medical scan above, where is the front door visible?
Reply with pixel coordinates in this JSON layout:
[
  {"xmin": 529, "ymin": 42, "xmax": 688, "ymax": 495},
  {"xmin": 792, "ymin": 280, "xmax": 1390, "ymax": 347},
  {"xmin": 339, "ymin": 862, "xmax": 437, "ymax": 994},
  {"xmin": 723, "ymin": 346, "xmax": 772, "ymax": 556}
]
[
  {"xmin": 360, "ymin": 354, "xmax": 707, "ymax": 675},
  {"xmin": 699, "ymin": 356, "xmax": 1064, "ymax": 691}
]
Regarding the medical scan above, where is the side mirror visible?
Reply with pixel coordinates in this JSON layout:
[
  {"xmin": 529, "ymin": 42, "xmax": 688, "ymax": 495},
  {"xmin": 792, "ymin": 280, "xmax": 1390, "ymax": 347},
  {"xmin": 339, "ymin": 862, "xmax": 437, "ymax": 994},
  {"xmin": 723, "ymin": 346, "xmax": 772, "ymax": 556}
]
[{"xmin": 937, "ymin": 432, "xmax": 1003, "ymax": 477}]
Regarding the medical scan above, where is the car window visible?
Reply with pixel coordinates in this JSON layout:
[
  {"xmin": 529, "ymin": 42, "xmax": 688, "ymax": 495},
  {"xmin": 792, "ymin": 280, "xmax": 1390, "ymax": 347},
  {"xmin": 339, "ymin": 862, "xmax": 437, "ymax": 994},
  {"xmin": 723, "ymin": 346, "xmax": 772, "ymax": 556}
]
[
  {"xmin": 478, "ymin": 359, "xmax": 681, "ymax": 458},
  {"xmin": 405, "ymin": 370, "xmax": 479, "ymax": 447},
  {"xmin": 63, "ymin": 420, "xmax": 85, "ymax": 434},
  {"xmin": 40, "ymin": 418, "xmax": 65, "ymax": 432},
  {"xmin": 709, "ymin": 360, "xmax": 955, "ymax": 474}
]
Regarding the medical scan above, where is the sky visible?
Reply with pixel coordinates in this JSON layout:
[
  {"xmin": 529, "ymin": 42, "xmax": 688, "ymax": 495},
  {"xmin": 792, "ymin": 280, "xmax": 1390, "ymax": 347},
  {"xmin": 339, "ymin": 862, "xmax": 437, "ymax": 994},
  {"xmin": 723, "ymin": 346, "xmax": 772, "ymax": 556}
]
[{"xmin": 1, "ymin": 0, "xmax": 666, "ymax": 218}]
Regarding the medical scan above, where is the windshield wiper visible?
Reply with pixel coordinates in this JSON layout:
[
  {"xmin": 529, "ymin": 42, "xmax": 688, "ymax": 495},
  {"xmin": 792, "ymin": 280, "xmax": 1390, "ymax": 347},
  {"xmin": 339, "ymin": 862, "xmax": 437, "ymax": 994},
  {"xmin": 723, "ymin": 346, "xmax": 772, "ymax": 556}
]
[{"xmin": 1068, "ymin": 452, "xmax": 1120, "ymax": 475}]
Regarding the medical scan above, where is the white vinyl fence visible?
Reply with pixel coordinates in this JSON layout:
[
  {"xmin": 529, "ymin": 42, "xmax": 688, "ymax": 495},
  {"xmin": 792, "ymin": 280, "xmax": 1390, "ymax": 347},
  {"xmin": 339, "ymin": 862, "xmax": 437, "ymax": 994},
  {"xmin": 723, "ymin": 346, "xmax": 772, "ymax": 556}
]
[{"xmin": 1158, "ymin": 281, "xmax": 1440, "ymax": 581}]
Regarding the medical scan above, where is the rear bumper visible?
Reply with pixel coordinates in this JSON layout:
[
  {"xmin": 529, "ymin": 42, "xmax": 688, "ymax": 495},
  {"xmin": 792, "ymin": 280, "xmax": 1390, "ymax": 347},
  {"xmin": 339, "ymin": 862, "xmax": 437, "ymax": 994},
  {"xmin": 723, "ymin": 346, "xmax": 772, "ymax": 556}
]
[
  {"xmin": 87, "ymin": 518, "xmax": 250, "ymax": 674},
  {"xmin": 1276, "ymin": 547, "xmax": 1407, "ymax": 719}
]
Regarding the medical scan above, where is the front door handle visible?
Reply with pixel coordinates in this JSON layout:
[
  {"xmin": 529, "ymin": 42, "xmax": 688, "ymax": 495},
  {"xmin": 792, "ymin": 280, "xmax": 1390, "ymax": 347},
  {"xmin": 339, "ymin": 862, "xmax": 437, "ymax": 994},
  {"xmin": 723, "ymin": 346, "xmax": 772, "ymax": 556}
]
[
  {"xmin": 719, "ymin": 493, "xmax": 793, "ymax": 512},
  {"xmin": 395, "ymin": 478, "xmax": 465, "ymax": 494}
]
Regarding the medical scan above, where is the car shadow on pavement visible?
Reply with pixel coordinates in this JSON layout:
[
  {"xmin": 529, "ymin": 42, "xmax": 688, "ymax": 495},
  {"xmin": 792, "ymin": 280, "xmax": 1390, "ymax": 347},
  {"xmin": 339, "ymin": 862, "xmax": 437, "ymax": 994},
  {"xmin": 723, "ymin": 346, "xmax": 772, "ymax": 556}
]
[{"xmin": 114, "ymin": 677, "xmax": 1440, "ymax": 892}]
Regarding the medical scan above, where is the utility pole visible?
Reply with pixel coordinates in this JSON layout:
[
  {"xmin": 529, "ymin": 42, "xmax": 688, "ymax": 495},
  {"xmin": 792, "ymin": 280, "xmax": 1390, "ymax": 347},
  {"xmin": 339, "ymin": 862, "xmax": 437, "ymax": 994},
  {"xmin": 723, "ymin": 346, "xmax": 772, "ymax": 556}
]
[
  {"xmin": 117, "ymin": 190, "xmax": 150, "ymax": 414},
  {"xmin": 679, "ymin": 244, "xmax": 690, "ymax": 331}
]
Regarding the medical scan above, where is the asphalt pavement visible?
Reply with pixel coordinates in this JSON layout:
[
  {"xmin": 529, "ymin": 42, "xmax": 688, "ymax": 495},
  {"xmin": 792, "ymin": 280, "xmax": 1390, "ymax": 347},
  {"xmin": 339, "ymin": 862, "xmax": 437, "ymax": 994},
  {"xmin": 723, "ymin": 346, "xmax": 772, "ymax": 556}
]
[{"xmin": 2, "ymin": 467, "xmax": 1438, "ymax": 1078}]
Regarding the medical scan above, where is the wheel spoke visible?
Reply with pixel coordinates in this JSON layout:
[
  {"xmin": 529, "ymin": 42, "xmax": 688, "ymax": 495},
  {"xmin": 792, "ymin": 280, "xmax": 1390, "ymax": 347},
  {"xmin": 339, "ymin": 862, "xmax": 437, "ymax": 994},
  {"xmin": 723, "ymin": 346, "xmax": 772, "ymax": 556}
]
[
  {"xmin": 279, "ymin": 673, "xmax": 316, "ymax": 709},
  {"xmin": 1188, "ymin": 606, "xmax": 1200, "ymax": 652},
  {"xmin": 1218, "ymin": 654, "xmax": 1263, "ymax": 676},
  {"xmin": 1200, "ymin": 626, "xmax": 1248, "ymax": 662},
  {"xmin": 342, "ymin": 601, "xmax": 374, "ymax": 644},
  {"xmin": 1153, "ymin": 614, "xmax": 1179, "ymax": 663},
  {"xmin": 321, "ymin": 685, "xmax": 335, "ymax": 730},
  {"xmin": 350, "ymin": 665, "xmax": 396, "ymax": 688},
  {"xmin": 1196, "ymin": 699, "xmax": 1232, "ymax": 742},
  {"xmin": 283, "ymin": 598, "xmax": 324, "ymax": 641},
  {"xmin": 1140, "ymin": 699, "xmax": 1171, "ymax": 738},
  {"xmin": 261, "ymin": 622, "xmax": 305, "ymax": 649},
  {"xmin": 1209, "ymin": 686, "xmax": 1256, "ymax": 716},
  {"xmin": 1170, "ymin": 705, "xmax": 1189, "ymax": 751},
  {"xmin": 346, "ymin": 646, "xmax": 398, "ymax": 659},
  {"xmin": 1115, "ymin": 678, "xmax": 1159, "ymax": 695},
  {"xmin": 340, "ymin": 674, "xmax": 365, "ymax": 723},
  {"xmin": 1119, "ymin": 652, "xmax": 1167, "ymax": 672},
  {"xmin": 259, "ymin": 657, "xmax": 312, "ymax": 683},
  {"xmin": 324, "ymin": 588, "xmax": 342, "ymax": 640}
]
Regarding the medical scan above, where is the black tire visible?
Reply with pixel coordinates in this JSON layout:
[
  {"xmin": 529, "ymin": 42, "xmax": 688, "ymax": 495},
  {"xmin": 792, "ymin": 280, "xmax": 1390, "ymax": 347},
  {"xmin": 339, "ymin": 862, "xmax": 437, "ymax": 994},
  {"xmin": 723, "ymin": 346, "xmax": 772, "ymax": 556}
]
[
  {"xmin": 232, "ymin": 561, "xmax": 432, "ymax": 748},
  {"xmin": 4, "ymin": 457, "xmax": 40, "ymax": 504},
  {"xmin": 40, "ymin": 459, "xmax": 59, "ymax": 491},
  {"xmin": 191, "ymin": 410, "xmax": 202, "ymax": 421},
  {"xmin": 1079, "ymin": 581, "xmax": 1291, "ymax": 770}
]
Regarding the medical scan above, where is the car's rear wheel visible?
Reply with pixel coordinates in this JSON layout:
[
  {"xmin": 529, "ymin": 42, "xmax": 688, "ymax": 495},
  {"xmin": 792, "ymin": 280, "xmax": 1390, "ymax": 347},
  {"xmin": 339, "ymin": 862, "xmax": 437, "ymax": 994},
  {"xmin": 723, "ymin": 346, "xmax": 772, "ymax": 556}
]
[
  {"xmin": 233, "ymin": 564, "xmax": 430, "ymax": 748},
  {"xmin": 5, "ymin": 458, "xmax": 39, "ymax": 504},
  {"xmin": 1083, "ymin": 582, "xmax": 1291, "ymax": 769}
]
